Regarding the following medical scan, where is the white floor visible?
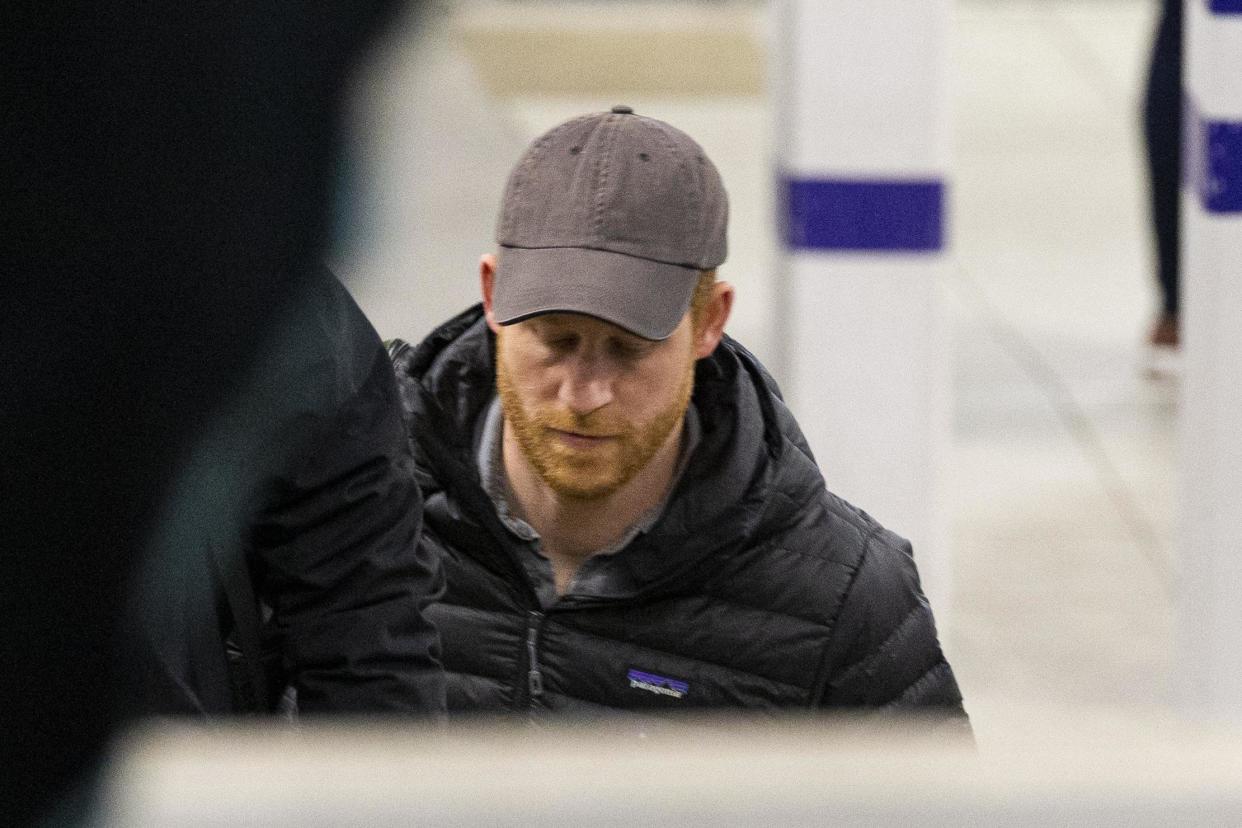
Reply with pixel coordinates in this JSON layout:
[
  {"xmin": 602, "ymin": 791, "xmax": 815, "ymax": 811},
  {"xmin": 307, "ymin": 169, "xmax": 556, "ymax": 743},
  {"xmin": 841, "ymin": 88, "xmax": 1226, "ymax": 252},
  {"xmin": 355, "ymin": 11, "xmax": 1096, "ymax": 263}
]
[{"xmin": 336, "ymin": 0, "xmax": 1179, "ymax": 746}]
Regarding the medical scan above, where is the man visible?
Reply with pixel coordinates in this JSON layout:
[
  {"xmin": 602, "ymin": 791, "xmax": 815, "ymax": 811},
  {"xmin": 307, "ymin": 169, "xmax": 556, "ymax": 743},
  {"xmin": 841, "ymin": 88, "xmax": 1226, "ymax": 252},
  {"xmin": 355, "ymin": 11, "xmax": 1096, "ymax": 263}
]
[
  {"xmin": 389, "ymin": 107, "xmax": 965, "ymax": 718},
  {"xmin": 1142, "ymin": 0, "xmax": 1182, "ymax": 374}
]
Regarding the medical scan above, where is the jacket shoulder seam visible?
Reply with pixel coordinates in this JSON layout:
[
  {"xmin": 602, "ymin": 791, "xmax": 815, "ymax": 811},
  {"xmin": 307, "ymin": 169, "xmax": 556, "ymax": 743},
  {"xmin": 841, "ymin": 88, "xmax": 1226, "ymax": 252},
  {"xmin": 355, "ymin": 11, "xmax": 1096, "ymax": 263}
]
[
  {"xmin": 831, "ymin": 598, "xmax": 928, "ymax": 691},
  {"xmin": 881, "ymin": 658, "xmax": 958, "ymax": 709},
  {"xmin": 807, "ymin": 524, "xmax": 880, "ymax": 705}
]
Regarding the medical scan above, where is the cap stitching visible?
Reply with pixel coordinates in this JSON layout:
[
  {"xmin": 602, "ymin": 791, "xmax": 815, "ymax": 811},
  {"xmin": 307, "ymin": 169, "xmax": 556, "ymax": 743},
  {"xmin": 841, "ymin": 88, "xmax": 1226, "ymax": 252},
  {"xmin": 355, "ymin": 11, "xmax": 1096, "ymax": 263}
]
[
  {"xmin": 592, "ymin": 115, "xmax": 619, "ymax": 241},
  {"xmin": 653, "ymin": 121, "xmax": 704, "ymax": 266},
  {"xmin": 502, "ymin": 135, "xmax": 546, "ymax": 236},
  {"xmin": 500, "ymin": 115, "xmax": 596, "ymax": 242}
]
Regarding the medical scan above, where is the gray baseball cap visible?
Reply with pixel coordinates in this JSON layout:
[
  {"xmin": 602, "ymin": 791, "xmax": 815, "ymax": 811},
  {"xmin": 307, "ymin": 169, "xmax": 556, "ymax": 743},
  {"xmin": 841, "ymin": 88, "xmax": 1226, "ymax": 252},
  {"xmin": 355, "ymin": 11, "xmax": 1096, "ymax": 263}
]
[{"xmin": 493, "ymin": 106, "xmax": 728, "ymax": 341}]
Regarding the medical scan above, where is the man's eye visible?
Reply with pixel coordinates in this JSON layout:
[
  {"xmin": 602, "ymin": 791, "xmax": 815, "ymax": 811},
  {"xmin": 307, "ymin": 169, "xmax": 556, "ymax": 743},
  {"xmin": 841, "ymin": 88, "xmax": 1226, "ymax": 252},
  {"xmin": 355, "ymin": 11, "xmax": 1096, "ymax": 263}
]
[
  {"xmin": 546, "ymin": 336, "xmax": 578, "ymax": 352},
  {"xmin": 609, "ymin": 340, "xmax": 644, "ymax": 360}
]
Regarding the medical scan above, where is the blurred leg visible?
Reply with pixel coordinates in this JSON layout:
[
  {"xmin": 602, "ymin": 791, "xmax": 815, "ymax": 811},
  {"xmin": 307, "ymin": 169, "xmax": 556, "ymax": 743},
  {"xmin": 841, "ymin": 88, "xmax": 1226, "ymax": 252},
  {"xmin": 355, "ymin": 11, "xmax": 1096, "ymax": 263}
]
[{"xmin": 1143, "ymin": 0, "xmax": 1183, "ymax": 329}]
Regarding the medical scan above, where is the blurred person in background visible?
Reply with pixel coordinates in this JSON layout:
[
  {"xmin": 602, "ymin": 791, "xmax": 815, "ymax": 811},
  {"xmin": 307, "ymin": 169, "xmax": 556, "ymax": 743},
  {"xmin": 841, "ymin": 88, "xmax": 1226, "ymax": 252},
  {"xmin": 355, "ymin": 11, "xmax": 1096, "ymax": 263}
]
[
  {"xmin": 387, "ymin": 108, "xmax": 967, "ymax": 722},
  {"xmin": 1143, "ymin": 0, "xmax": 1182, "ymax": 374}
]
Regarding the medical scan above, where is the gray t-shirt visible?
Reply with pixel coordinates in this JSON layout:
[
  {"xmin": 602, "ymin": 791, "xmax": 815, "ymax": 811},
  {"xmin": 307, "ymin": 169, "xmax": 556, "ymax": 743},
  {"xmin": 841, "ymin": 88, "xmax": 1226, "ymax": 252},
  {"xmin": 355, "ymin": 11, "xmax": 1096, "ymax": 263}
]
[{"xmin": 475, "ymin": 396, "xmax": 700, "ymax": 609}]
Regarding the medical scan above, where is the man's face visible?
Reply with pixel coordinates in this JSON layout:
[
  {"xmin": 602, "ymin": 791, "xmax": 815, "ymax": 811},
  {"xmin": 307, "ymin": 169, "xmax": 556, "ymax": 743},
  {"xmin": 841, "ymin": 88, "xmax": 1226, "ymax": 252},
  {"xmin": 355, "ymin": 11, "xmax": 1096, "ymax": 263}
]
[{"xmin": 495, "ymin": 312, "xmax": 697, "ymax": 501}]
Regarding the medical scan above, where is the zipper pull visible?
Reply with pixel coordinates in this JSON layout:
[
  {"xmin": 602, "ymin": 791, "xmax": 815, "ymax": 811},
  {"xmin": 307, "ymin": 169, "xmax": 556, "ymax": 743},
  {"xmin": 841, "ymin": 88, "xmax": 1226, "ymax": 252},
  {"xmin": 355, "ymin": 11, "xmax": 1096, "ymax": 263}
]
[{"xmin": 526, "ymin": 610, "xmax": 544, "ymax": 700}]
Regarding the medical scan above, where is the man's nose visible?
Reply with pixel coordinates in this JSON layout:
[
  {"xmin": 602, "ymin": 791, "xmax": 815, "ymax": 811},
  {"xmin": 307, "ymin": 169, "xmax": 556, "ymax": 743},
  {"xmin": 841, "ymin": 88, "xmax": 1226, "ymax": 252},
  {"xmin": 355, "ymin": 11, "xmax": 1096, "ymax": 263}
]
[{"xmin": 558, "ymin": 357, "xmax": 614, "ymax": 415}]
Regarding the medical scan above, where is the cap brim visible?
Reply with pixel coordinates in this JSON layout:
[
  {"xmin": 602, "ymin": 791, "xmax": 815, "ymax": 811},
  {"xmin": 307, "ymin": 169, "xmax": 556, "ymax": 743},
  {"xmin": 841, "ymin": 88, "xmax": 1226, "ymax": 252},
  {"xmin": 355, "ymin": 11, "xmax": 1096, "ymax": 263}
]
[{"xmin": 493, "ymin": 246, "xmax": 699, "ymax": 341}]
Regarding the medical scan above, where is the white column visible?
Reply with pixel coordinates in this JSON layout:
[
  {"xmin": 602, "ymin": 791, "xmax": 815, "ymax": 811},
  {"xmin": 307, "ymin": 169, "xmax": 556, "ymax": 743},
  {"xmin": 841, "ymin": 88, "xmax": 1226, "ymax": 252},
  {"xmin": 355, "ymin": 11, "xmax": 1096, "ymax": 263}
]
[
  {"xmin": 1179, "ymin": 0, "xmax": 1242, "ymax": 721},
  {"xmin": 771, "ymin": 0, "xmax": 952, "ymax": 612}
]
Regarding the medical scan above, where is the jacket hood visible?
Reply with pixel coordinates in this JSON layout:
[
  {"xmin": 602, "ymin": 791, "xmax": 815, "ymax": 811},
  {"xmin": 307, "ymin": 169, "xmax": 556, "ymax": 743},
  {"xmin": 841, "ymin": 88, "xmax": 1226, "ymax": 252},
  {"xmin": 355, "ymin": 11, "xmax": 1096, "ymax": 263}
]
[{"xmin": 390, "ymin": 304, "xmax": 828, "ymax": 599}]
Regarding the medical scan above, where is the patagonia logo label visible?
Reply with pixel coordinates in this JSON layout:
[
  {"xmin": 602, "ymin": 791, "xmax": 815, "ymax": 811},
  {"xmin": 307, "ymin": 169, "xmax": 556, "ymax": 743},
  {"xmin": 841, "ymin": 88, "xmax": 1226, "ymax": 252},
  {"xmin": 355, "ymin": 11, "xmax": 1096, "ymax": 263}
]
[{"xmin": 627, "ymin": 668, "xmax": 689, "ymax": 699}]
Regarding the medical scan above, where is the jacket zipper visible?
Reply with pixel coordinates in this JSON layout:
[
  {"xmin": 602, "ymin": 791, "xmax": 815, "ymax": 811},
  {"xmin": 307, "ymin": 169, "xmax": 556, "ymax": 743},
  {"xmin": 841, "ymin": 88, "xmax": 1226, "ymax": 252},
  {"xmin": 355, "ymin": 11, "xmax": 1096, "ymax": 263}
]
[{"xmin": 525, "ymin": 610, "xmax": 545, "ymax": 709}]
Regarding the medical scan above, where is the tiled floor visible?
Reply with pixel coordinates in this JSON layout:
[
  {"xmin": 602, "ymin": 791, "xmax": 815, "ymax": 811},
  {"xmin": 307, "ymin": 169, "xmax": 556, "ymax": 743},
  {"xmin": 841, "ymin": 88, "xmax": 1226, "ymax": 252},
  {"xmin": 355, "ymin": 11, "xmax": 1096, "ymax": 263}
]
[
  {"xmin": 947, "ymin": 0, "xmax": 1177, "ymax": 736},
  {"xmin": 337, "ymin": 0, "xmax": 1178, "ymax": 746}
]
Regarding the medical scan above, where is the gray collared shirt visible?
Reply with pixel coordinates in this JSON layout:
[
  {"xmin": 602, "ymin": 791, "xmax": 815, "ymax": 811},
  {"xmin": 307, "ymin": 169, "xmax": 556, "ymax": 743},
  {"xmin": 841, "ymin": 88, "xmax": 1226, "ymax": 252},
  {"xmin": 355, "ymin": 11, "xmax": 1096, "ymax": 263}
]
[{"xmin": 476, "ymin": 396, "xmax": 700, "ymax": 609}]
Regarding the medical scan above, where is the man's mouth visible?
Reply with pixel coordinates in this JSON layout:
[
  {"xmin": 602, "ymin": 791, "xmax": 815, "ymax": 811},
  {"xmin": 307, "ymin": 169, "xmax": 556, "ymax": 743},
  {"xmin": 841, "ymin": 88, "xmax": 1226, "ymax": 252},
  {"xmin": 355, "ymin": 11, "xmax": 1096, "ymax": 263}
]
[{"xmin": 549, "ymin": 428, "xmax": 616, "ymax": 449}]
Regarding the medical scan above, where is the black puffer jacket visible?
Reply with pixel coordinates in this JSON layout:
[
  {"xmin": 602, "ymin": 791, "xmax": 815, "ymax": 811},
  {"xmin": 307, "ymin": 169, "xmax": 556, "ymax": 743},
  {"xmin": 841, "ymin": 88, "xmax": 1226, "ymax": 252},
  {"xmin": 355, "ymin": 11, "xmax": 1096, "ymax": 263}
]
[{"xmin": 391, "ymin": 305, "xmax": 964, "ymax": 717}]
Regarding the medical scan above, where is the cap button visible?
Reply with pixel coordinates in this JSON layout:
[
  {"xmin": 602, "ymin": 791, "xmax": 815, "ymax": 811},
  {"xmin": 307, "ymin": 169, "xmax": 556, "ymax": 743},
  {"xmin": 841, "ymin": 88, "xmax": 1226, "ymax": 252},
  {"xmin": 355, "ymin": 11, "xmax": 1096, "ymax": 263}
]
[{"xmin": 610, "ymin": 104, "xmax": 634, "ymax": 115}]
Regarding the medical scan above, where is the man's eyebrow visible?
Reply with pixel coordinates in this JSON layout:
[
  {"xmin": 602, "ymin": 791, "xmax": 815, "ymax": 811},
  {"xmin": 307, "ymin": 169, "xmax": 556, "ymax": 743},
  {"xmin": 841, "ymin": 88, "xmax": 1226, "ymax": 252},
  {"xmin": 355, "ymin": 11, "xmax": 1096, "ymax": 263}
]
[{"xmin": 615, "ymin": 333, "xmax": 656, "ymax": 348}]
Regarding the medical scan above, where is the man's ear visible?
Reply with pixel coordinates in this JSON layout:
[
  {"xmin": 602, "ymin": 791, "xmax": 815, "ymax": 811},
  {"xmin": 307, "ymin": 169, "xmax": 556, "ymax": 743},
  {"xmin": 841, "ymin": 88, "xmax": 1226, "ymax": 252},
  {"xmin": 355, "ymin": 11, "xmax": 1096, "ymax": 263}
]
[
  {"xmin": 480, "ymin": 253, "xmax": 502, "ymax": 334},
  {"xmin": 693, "ymin": 281, "xmax": 734, "ymax": 359}
]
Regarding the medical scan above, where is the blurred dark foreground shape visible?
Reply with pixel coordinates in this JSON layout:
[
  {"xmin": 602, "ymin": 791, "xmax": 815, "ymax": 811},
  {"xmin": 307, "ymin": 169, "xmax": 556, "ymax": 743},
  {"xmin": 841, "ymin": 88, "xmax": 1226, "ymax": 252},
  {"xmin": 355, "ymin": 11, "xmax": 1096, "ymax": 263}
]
[
  {"xmin": 122, "ymin": 266, "xmax": 445, "ymax": 720},
  {"xmin": 0, "ymin": 2, "xmax": 426, "ymax": 824}
]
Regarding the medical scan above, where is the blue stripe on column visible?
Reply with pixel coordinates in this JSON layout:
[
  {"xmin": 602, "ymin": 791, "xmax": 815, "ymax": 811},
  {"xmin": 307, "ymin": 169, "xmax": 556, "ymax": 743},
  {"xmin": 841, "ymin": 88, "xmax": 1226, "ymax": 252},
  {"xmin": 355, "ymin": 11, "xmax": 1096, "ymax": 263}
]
[
  {"xmin": 1209, "ymin": 0, "xmax": 1242, "ymax": 13},
  {"xmin": 781, "ymin": 177, "xmax": 944, "ymax": 252},
  {"xmin": 1199, "ymin": 119, "xmax": 1242, "ymax": 213}
]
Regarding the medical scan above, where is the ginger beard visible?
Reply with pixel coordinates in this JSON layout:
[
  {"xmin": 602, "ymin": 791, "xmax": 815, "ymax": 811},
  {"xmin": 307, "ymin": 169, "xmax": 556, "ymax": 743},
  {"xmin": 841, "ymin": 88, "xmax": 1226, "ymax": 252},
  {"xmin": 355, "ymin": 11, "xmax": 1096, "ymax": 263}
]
[{"xmin": 495, "ymin": 329, "xmax": 696, "ymax": 501}]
